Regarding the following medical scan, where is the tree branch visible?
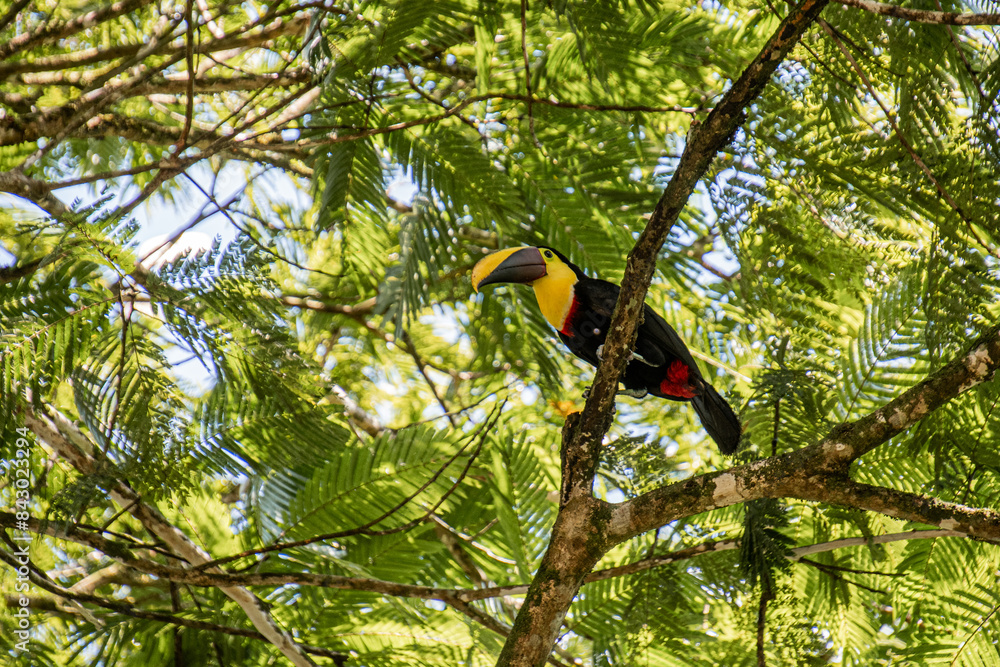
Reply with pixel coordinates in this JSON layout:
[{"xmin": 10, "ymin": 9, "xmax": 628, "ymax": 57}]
[
  {"xmin": 838, "ymin": 326, "xmax": 1000, "ymax": 462},
  {"xmin": 604, "ymin": 467, "xmax": 1000, "ymax": 575},
  {"xmin": 1, "ymin": 90, "xmax": 693, "ymax": 171},
  {"xmin": 0, "ymin": 0, "xmax": 150, "ymax": 62},
  {"xmin": 0, "ymin": 255, "xmax": 47, "ymax": 285},
  {"xmin": 324, "ymin": 384, "xmax": 384, "ymax": 437},
  {"xmin": 839, "ymin": 0, "xmax": 1000, "ymax": 25},
  {"xmin": 807, "ymin": 480, "xmax": 1000, "ymax": 538},
  {"xmin": 401, "ymin": 330, "xmax": 458, "ymax": 427},
  {"xmin": 0, "ymin": 12, "xmax": 309, "ymax": 78},
  {"xmin": 788, "ymin": 528, "xmax": 965, "ymax": 557},
  {"xmin": 300, "ymin": 93, "xmax": 696, "ymax": 149},
  {"xmin": 496, "ymin": 0, "xmax": 832, "ymax": 663},
  {"xmin": 0, "ymin": 110, "xmax": 304, "ymax": 155},
  {"xmin": 0, "ymin": 548, "xmax": 347, "ymax": 660},
  {"xmin": 609, "ymin": 327, "xmax": 1000, "ymax": 545},
  {"xmin": 0, "ymin": 510, "xmax": 976, "ymax": 607},
  {"xmin": 0, "ymin": 0, "xmax": 31, "ymax": 34},
  {"xmin": 279, "ymin": 294, "xmax": 377, "ymax": 315},
  {"xmin": 16, "ymin": 68, "xmax": 312, "ymax": 99},
  {"xmin": 0, "ymin": 170, "xmax": 69, "ymax": 217}
]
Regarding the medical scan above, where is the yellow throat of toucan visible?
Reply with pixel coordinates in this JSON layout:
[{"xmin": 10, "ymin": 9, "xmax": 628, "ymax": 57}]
[
  {"xmin": 531, "ymin": 254, "xmax": 578, "ymax": 331},
  {"xmin": 471, "ymin": 246, "xmax": 579, "ymax": 331}
]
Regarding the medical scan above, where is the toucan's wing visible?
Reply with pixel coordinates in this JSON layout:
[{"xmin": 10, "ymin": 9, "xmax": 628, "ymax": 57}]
[
  {"xmin": 636, "ymin": 304, "xmax": 700, "ymax": 373},
  {"xmin": 558, "ymin": 330, "xmax": 601, "ymax": 367},
  {"xmin": 576, "ymin": 278, "xmax": 697, "ymax": 372}
]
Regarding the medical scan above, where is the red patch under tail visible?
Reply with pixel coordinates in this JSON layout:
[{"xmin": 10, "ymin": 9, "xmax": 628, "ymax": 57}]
[{"xmin": 659, "ymin": 360, "xmax": 697, "ymax": 398}]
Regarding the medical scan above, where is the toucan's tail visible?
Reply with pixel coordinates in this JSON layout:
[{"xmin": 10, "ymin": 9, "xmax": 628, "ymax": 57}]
[{"xmin": 692, "ymin": 386, "xmax": 742, "ymax": 455}]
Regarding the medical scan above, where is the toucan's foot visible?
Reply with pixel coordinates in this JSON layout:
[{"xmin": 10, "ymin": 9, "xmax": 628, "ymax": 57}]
[
  {"xmin": 618, "ymin": 387, "xmax": 648, "ymax": 399},
  {"xmin": 597, "ymin": 344, "xmax": 654, "ymax": 367},
  {"xmin": 631, "ymin": 351, "xmax": 656, "ymax": 367}
]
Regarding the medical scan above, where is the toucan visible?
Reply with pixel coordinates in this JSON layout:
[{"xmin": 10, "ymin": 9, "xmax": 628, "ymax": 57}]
[{"xmin": 471, "ymin": 246, "xmax": 742, "ymax": 455}]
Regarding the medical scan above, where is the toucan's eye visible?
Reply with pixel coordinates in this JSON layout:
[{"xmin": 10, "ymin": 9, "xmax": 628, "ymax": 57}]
[{"xmin": 544, "ymin": 250, "xmax": 553, "ymax": 258}]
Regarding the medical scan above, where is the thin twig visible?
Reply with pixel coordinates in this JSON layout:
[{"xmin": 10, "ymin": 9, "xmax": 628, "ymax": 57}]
[
  {"xmin": 180, "ymin": 172, "xmax": 347, "ymax": 280},
  {"xmin": 797, "ymin": 558, "xmax": 889, "ymax": 595},
  {"xmin": 795, "ymin": 556, "xmax": 906, "ymax": 577},
  {"xmin": 771, "ymin": 398, "xmax": 781, "ymax": 458},
  {"xmin": 101, "ymin": 290, "xmax": 130, "ymax": 450},
  {"xmin": 0, "ymin": 0, "xmax": 32, "ymax": 33},
  {"xmin": 757, "ymin": 588, "xmax": 772, "ymax": 667},
  {"xmin": 401, "ymin": 330, "xmax": 457, "ymax": 427},
  {"xmin": 193, "ymin": 406, "xmax": 502, "ymax": 570},
  {"xmin": 0, "ymin": 547, "xmax": 345, "ymax": 659}
]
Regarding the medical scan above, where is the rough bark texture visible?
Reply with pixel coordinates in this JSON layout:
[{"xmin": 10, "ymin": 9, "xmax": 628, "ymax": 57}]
[
  {"xmin": 838, "ymin": 0, "xmax": 1000, "ymax": 24},
  {"xmin": 494, "ymin": 415, "xmax": 610, "ymax": 664}
]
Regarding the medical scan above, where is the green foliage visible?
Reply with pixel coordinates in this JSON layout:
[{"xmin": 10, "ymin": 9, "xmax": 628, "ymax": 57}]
[
  {"xmin": 2, "ymin": 0, "xmax": 1000, "ymax": 664},
  {"xmin": 740, "ymin": 498, "xmax": 793, "ymax": 592}
]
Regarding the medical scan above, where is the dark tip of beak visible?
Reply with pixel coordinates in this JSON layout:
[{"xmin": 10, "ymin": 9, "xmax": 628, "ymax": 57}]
[{"xmin": 477, "ymin": 247, "xmax": 547, "ymax": 289}]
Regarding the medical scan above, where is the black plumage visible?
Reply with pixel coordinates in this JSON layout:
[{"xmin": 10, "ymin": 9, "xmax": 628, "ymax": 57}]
[{"xmin": 556, "ymin": 271, "xmax": 742, "ymax": 455}]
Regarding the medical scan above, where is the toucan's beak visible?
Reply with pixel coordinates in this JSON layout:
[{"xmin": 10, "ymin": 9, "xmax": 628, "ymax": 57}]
[{"xmin": 471, "ymin": 247, "xmax": 547, "ymax": 292}]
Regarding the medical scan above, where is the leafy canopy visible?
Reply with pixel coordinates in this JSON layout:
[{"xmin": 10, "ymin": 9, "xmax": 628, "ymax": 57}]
[{"xmin": 1, "ymin": 0, "xmax": 999, "ymax": 665}]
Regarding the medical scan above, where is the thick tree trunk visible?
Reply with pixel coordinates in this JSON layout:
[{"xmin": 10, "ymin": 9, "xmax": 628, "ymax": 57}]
[{"xmin": 495, "ymin": 495, "xmax": 608, "ymax": 667}]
